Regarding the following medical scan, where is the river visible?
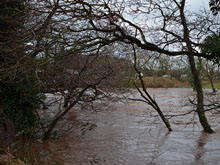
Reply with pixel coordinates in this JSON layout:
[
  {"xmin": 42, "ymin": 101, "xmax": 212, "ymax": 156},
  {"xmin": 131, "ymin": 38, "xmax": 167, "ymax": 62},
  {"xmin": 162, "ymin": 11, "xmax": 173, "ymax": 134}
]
[{"xmin": 40, "ymin": 88, "xmax": 220, "ymax": 165}]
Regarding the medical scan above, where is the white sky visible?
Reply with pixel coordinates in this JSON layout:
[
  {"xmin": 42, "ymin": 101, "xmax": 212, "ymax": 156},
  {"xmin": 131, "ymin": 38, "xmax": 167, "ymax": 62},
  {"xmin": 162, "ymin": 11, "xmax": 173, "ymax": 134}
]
[{"xmin": 187, "ymin": 0, "xmax": 209, "ymax": 11}]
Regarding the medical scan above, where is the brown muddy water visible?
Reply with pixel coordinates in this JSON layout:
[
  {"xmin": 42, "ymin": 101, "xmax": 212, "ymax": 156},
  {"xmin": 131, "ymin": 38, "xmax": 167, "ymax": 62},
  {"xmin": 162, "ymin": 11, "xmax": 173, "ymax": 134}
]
[{"xmin": 41, "ymin": 88, "xmax": 220, "ymax": 165}]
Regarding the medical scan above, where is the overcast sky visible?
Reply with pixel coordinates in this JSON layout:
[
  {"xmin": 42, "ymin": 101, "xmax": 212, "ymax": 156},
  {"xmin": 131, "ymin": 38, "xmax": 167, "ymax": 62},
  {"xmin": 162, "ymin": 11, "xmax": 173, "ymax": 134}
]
[{"xmin": 187, "ymin": 0, "xmax": 209, "ymax": 11}]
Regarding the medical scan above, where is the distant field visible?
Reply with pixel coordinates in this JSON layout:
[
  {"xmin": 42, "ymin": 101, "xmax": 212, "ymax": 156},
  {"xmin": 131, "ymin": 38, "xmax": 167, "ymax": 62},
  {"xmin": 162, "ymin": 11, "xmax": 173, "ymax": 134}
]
[
  {"xmin": 127, "ymin": 77, "xmax": 220, "ymax": 89},
  {"xmin": 134, "ymin": 77, "xmax": 189, "ymax": 88}
]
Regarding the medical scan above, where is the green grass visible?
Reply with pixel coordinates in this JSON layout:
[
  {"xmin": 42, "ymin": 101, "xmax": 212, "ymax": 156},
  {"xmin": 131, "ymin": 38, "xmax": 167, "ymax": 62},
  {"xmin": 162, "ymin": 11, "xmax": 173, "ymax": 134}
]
[
  {"xmin": 125, "ymin": 78, "xmax": 136, "ymax": 88},
  {"xmin": 126, "ymin": 77, "xmax": 220, "ymax": 89},
  {"xmin": 202, "ymin": 80, "xmax": 220, "ymax": 89}
]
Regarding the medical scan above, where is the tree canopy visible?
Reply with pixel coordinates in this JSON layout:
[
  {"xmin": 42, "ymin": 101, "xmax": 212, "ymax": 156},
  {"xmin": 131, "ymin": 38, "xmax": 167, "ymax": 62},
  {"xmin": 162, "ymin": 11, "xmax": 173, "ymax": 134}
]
[{"xmin": 202, "ymin": 34, "xmax": 220, "ymax": 62}]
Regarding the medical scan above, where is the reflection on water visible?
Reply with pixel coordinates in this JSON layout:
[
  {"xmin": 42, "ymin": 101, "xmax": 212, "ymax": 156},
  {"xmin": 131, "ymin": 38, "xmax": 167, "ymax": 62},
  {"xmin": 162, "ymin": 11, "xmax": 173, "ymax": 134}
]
[
  {"xmin": 40, "ymin": 88, "xmax": 220, "ymax": 165},
  {"xmin": 194, "ymin": 132, "xmax": 209, "ymax": 164}
]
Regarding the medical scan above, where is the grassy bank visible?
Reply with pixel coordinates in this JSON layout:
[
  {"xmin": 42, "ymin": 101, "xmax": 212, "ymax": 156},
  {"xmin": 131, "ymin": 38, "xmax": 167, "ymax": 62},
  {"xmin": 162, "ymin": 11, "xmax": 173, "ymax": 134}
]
[
  {"xmin": 127, "ymin": 76, "xmax": 220, "ymax": 89},
  {"xmin": 130, "ymin": 77, "xmax": 189, "ymax": 88},
  {"xmin": 202, "ymin": 80, "xmax": 220, "ymax": 89}
]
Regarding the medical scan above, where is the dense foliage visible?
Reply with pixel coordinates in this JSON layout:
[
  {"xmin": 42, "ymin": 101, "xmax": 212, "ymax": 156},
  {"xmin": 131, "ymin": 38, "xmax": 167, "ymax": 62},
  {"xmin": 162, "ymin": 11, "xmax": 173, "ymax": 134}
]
[
  {"xmin": 0, "ymin": 0, "xmax": 39, "ymax": 135},
  {"xmin": 0, "ymin": 76, "xmax": 39, "ymax": 134},
  {"xmin": 202, "ymin": 34, "xmax": 220, "ymax": 62},
  {"xmin": 210, "ymin": 0, "xmax": 220, "ymax": 15}
]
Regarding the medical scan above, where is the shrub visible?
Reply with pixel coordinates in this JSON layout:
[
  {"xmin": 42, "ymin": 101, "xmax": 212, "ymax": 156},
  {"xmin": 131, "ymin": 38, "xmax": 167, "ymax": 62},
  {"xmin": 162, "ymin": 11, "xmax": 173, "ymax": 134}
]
[{"xmin": 0, "ymin": 74, "xmax": 40, "ymax": 135}]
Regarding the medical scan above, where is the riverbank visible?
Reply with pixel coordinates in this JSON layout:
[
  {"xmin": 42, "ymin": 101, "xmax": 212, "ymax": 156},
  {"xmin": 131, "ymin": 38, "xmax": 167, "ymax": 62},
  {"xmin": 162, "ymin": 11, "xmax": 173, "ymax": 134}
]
[{"xmin": 130, "ymin": 76, "xmax": 220, "ymax": 89}]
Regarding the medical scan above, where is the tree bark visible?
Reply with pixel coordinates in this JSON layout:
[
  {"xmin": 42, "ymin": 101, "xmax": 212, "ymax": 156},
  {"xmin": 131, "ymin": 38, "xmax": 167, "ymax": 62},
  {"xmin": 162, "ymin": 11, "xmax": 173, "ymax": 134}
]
[
  {"xmin": 155, "ymin": 104, "xmax": 173, "ymax": 132},
  {"xmin": 188, "ymin": 55, "xmax": 214, "ymax": 133},
  {"xmin": 208, "ymin": 75, "xmax": 216, "ymax": 93},
  {"xmin": 179, "ymin": 0, "xmax": 214, "ymax": 133}
]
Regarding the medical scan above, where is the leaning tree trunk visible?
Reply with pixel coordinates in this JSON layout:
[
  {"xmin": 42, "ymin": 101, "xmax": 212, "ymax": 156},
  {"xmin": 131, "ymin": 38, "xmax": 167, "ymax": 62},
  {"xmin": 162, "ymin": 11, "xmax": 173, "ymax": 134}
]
[
  {"xmin": 188, "ymin": 55, "xmax": 214, "ymax": 133},
  {"xmin": 132, "ymin": 45, "xmax": 172, "ymax": 132},
  {"xmin": 133, "ymin": 82, "xmax": 173, "ymax": 132},
  {"xmin": 43, "ymin": 85, "xmax": 91, "ymax": 139}
]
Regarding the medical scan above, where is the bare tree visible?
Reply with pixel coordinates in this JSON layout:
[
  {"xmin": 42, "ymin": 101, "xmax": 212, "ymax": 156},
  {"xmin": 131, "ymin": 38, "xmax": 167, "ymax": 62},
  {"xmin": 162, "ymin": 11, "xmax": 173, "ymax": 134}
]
[
  {"xmin": 37, "ymin": 45, "xmax": 129, "ymax": 139},
  {"xmin": 2, "ymin": 0, "xmax": 219, "ymax": 138},
  {"xmin": 53, "ymin": 0, "xmax": 220, "ymax": 133},
  {"xmin": 131, "ymin": 45, "xmax": 172, "ymax": 131}
]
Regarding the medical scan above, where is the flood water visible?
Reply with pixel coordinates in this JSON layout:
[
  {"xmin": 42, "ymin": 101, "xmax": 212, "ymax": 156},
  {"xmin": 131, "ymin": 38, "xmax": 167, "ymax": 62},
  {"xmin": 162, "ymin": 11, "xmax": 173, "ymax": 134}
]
[{"xmin": 42, "ymin": 88, "xmax": 220, "ymax": 165}]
